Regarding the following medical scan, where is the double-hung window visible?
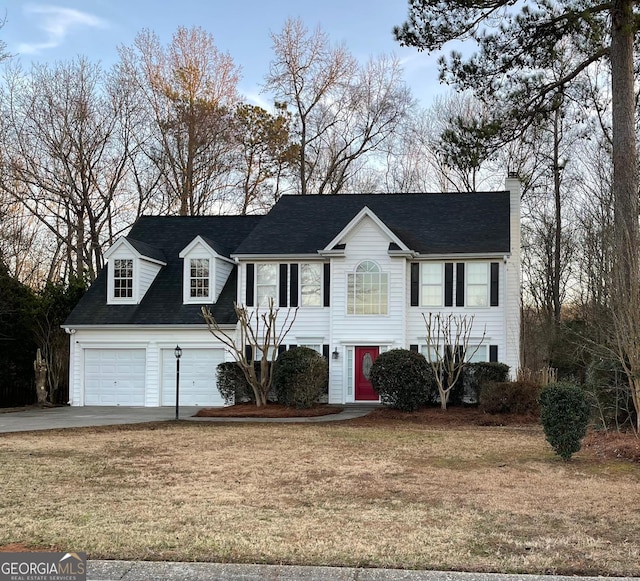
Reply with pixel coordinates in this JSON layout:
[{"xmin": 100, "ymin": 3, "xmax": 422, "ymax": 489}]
[
  {"xmin": 300, "ymin": 263, "xmax": 322, "ymax": 307},
  {"xmin": 466, "ymin": 263, "xmax": 489, "ymax": 307},
  {"xmin": 189, "ymin": 258, "xmax": 210, "ymax": 299},
  {"xmin": 113, "ymin": 259, "xmax": 133, "ymax": 298},
  {"xmin": 347, "ymin": 260, "xmax": 388, "ymax": 315},
  {"xmin": 256, "ymin": 264, "xmax": 277, "ymax": 306},
  {"xmin": 421, "ymin": 263, "xmax": 443, "ymax": 307}
]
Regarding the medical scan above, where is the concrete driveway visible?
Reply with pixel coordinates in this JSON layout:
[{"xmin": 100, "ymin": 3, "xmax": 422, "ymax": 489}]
[{"xmin": 0, "ymin": 405, "xmax": 372, "ymax": 433}]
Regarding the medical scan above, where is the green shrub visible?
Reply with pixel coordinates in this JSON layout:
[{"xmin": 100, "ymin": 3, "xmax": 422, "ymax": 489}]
[
  {"xmin": 370, "ymin": 349, "xmax": 436, "ymax": 411},
  {"xmin": 465, "ymin": 362, "xmax": 510, "ymax": 402},
  {"xmin": 479, "ymin": 381, "xmax": 540, "ymax": 415},
  {"xmin": 273, "ymin": 347, "xmax": 328, "ymax": 408},
  {"xmin": 216, "ymin": 361, "xmax": 255, "ymax": 405},
  {"xmin": 539, "ymin": 382, "xmax": 591, "ymax": 461}
]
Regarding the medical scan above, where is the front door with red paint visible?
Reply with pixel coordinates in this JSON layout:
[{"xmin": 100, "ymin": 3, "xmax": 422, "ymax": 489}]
[{"xmin": 355, "ymin": 346, "xmax": 379, "ymax": 401}]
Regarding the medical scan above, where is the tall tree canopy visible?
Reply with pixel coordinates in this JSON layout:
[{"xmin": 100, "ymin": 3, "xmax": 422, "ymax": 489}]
[{"xmin": 394, "ymin": 0, "xmax": 640, "ymax": 428}]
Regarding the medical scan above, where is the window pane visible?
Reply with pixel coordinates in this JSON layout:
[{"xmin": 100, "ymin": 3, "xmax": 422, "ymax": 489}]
[
  {"xmin": 257, "ymin": 264, "xmax": 277, "ymax": 284},
  {"xmin": 421, "ymin": 263, "xmax": 442, "ymax": 285},
  {"xmin": 422, "ymin": 287, "xmax": 442, "ymax": 306},
  {"xmin": 466, "ymin": 263, "xmax": 488, "ymax": 306},
  {"xmin": 113, "ymin": 259, "xmax": 133, "ymax": 298},
  {"xmin": 301, "ymin": 264, "xmax": 322, "ymax": 307},
  {"xmin": 466, "ymin": 345, "xmax": 488, "ymax": 363},
  {"xmin": 349, "ymin": 262, "xmax": 387, "ymax": 315}
]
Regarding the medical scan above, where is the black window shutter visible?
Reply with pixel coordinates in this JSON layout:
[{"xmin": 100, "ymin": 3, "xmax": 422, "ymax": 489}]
[
  {"xmin": 490, "ymin": 262, "xmax": 499, "ymax": 306},
  {"xmin": 445, "ymin": 263, "xmax": 454, "ymax": 307},
  {"xmin": 290, "ymin": 264, "xmax": 299, "ymax": 307},
  {"xmin": 279, "ymin": 264, "xmax": 288, "ymax": 307},
  {"xmin": 456, "ymin": 263, "xmax": 465, "ymax": 307},
  {"xmin": 278, "ymin": 345, "xmax": 287, "ymax": 356},
  {"xmin": 323, "ymin": 344, "xmax": 330, "ymax": 359},
  {"xmin": 410, "ymin": 263, "xmax": 419, "ymax": 306},
  {"xmin": 245, "ymin": 263, "xmax": 254, "ymax": 306},
  {"xmin": 323, "ymin": 263, "xmax": 330, "ymax": 307},
  {"xmin": 489, "ymin": 345, "xmax": 498, "ymax": 362},
  {"xmin": 409, "ymin": 344, "xmax": 418, "ymax": 353},
  {"xmin": 289, "ymin": 343, "xmax": 297, "ymax": 350},
  {"xmin": 245, "ymin": 344, "xmax": 252, "ymax": 361}
]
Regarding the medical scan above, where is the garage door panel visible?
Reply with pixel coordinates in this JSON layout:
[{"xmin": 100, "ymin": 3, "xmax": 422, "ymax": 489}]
[
  {"xmin": 84, "ymin": 349, "xmax": 146, "ymax": 406},
  {"xmin": 161, "ymin": 349, "xmax": 225, "ymax": 406}
]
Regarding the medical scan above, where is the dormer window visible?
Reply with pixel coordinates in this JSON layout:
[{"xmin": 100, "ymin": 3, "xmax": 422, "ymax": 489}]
[
  {"xmin": 190, "ymin": 258, "xmax": 210, "ymax": 299},
  {"xmin": 113, "ymin": 259, "xmax": 133, "ymax": 298}
]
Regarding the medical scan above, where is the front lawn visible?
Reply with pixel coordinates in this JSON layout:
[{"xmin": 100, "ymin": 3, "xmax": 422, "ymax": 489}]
[{"xmin": 0, "ymin": 416, "xmax": 638, "ymax": 575}]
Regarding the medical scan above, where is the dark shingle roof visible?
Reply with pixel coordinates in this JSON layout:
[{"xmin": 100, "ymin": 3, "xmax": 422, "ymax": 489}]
[
  {"xmin": 233, "ymin": 192, "xmax": 511, "ymax": 255},
  {"xmin": 65, "ymin": 192, "xmax": 511, "ymax": 327},
  {"xmin": 65, "ymin": 216, "xmax": 262, "ymax": 326}
]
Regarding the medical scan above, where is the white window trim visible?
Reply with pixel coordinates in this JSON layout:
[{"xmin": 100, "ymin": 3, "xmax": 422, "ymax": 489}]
[
  {"xmin": 465, "ymin": 262, "xmax": 490, "ymax": 308},
  {"xmin": 421, "ymin": 262, "xmax": 444, "ymax": 307},
  {"xmin": 107, "ymin": 256, "xmax": 139, "ymax": 305},
  {"xmin": 346, "ymin": 260, "xmax": 389, "ymax": 316},
  {"xmin": 300, "ymin": 263, "xmax": 323, "ymax": 308},
  {"xmin": 255, "ymin": 263, "xmax": 278, "ymax": 307},
  {"xmin": 182, "ymin": 254, "xmax": 214, "ymax": 304}
]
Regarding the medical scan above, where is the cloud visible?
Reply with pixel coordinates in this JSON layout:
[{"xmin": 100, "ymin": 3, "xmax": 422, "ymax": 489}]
[{"xmin": 17, "ymin": 4, "xmax": 108, "ymax": 54}]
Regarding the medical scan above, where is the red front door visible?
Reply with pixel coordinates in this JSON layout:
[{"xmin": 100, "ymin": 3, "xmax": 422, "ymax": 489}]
[{"xmin": 355, "ymin": 346, "xmax": 379, "ymax": 401}]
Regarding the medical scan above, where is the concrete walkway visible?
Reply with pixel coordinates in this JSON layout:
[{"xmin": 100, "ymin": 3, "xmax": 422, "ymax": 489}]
[
  {"xmin": 0, "ymin": 405, "xmax": 374, "ymax": 433},
  {"xmin": 87, "ymin": 560, "xmax": 640, "ymax": 581}
]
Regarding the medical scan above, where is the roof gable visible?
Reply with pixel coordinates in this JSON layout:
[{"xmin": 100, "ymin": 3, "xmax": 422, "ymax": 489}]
[
  {"xmin": 104, "ymin": 237, "xmax": 167, "ymax": 265},
  {"xmin": 321, "ymin": 206, "xmax": 412, "ymax": 254}
]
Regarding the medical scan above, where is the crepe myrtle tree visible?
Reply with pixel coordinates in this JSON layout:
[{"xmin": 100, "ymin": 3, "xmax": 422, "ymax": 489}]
[
  {"xmin": 423, "ymin": 312, "xmax": 486, "ymax": 409},
  {"xmin": 202, "ymin": 299, "xmax": 297, "ymax": 407}
]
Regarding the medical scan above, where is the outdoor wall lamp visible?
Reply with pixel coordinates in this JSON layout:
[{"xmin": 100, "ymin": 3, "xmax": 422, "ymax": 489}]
[
  {"xmin": 332, "ymin": 347, "xmax": 339, "ymax": 360},
  {"xmin": 174, "ymin": 345, "xmax": 182, "ymax": 420}
]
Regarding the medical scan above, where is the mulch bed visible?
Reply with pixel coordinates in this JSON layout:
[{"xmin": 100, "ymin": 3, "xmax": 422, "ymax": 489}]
[
  {"xmin": 193, "ymin": 403, "xmax": 344, "ymax": 418},
  {"xmin": 583, "ymin": 430, "xmax": 640, "ymax": 463}
]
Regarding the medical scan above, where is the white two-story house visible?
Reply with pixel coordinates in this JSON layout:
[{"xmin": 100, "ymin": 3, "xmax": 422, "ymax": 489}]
[{"xmin": 64, "ymin": 176, "xmax": 521, "ymax": 407}]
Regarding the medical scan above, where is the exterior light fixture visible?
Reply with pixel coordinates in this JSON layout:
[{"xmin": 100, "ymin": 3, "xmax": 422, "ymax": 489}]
[
  {"xmin": 332, "ymin": 347, "xmax": 339, "ymax": 360},
  {"xmin": 174, "ymin": 345, "xmax": 182, "ymax": 420}
]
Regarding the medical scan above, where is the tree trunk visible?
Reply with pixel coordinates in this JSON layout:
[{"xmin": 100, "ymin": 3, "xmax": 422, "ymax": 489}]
[{"xmin": 610, "ymin": 0, "xmax": 640, "ymax": 432}]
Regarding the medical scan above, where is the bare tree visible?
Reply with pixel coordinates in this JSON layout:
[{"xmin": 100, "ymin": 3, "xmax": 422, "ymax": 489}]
[
  {"xmin": 423, "ymin": 313, "xmax": 486, "ymax": 410},
  {"xmin": 265, "ymin": 18, "xmax": 413, "ymax": 195},
  {"xmin": 201, "ymin": 299, "xmax": 297, "ymax": 407},
  {"xmin": 118, "ymin": 26, "xmax": 240, "ymax": 215},
  {"xmin": 0, "ymin": 57, "xmax": 136, "ymax": 282}
]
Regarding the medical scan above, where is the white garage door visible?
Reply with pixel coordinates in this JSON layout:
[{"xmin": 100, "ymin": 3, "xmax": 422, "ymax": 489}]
[
  {"xmin": 161, "ymin": 348, "xmax": 226, "ymax": 406},
  {"xmin": 84, "ymin": 349, "xmax": 146, "ymax": 405}
]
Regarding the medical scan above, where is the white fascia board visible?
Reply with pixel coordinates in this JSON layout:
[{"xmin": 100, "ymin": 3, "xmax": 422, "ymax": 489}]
[
  {"xmin": 104, "ymin": 237, "xmax": 166, "ymax": 266},
  {"xmin": 414, "ymin": 252, "xmax": 511, "ymax": 260},
  {"xmin": 178, "ymin": 236, "xmax": 234, "ymax": 264},
  {"xmin": 230, "ymin": 253, "xmax": 325, "ymax": 261},
  {"xmin": 321, "ymin": 206, "xmax": 412, "ymax": 253},
  {"xmin": 62, "ymin": 324, "xmax": 237, "ymax": 331}
]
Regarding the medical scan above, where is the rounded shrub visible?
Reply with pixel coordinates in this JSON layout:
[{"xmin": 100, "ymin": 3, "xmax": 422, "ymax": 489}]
[
  {"xmin": 465, "ymin": 362, "xmax": 510, "ymax": 402},
  {"xmin": 479, "ymin": 380, "xmax": 540, "ymax": 415},
  {"xmin": 369, "ymin": 349, "xmax": 435, "ymax": 411},
  {"xmin": 539, "ymin": 381, "xmax": 591, "ymax": 461},
  {"xmin": 216, "ymin": 361, "xmax": 255, "ymax": 405},
  {"xmin": 273, "ymin": 347, "xmax": 328, "ymax": 408}
]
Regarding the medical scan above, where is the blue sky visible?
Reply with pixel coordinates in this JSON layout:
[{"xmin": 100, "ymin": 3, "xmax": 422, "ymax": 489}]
[{"xmin": 1, "ymin": 0, "xmax": 447, "ymax": 107}]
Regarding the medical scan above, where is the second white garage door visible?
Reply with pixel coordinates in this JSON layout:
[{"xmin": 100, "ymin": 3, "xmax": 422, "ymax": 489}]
[{"xmin": 161, "ymin": 348, "xmax": 226, "ymax": 406}]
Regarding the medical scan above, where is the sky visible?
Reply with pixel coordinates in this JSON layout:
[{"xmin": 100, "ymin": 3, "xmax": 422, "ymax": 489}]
[{"xmin": 1, "ymin": 0, "xmax": 449, "ymax": 109}]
